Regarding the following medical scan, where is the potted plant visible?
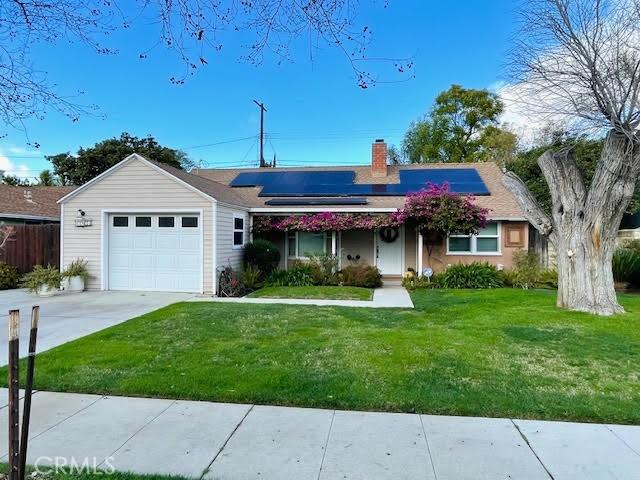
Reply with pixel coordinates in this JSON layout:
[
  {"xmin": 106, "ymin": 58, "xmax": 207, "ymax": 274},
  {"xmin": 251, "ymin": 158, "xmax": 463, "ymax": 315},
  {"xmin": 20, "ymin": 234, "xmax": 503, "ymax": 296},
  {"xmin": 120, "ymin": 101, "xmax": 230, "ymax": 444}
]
[
  {"xmin": 21, "ymin": 265, "xmax": 62, "ymax": 297},
  {"xmin": 62, "ymin": 258, "xmax": 90, "ymax": 292}
]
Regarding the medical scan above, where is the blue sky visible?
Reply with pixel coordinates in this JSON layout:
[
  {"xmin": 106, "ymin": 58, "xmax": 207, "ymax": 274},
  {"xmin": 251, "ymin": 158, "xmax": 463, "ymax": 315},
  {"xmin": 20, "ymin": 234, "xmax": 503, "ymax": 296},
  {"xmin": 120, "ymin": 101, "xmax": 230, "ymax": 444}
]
[{"xmin": 1, "ymin": 1, "xmax": 517, "ymax": 180}]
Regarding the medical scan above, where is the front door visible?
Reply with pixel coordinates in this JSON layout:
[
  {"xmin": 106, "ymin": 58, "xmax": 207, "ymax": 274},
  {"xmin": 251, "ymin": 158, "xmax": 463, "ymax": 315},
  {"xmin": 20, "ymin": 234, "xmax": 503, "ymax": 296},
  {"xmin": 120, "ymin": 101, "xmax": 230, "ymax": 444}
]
[{"xmin": 375, "ymin": 226, "xmax": 403, "ymax": 275}]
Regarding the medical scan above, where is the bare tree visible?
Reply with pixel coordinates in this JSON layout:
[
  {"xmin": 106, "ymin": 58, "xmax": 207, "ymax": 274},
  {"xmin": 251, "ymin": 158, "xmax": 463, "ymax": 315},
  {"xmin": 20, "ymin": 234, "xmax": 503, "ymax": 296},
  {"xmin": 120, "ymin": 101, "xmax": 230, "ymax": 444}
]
[
  {"xmin": 0, "ymin": 225, "xmax": 16, "ymax": 253},
  {"xmin": 1, "ymin": 0, "xmax": 411, "ymax": 136},
  {"xmin": 503, "ymin": 0, "xmax": 640, "ymax": 315}
]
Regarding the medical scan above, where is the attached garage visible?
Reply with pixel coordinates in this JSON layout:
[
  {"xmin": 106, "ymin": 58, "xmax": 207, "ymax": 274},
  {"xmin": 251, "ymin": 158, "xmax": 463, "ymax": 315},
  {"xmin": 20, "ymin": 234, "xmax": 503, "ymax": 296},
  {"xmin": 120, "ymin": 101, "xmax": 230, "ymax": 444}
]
[
  {"xmin": 58, "ymin": 154, "xmax": 250, "ymax": 294},
  {"xmin": 107, "ymin": 213, "xmax": 202, "ymax": 292}
]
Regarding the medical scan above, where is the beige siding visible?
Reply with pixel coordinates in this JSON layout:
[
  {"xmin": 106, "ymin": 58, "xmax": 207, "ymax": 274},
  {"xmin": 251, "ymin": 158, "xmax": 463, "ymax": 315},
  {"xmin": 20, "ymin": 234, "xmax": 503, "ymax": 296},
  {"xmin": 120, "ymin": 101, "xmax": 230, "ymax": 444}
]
[
  {"xmin": 421, "ymin": 221, "xmax": 530, "ymax": 272},
  {"xmin": 340, "ymin": 230, "xmax": 375, "ymax": 266},
  {"xmin": 216, "ymin": 205, "xmax": 249, "ymax": 273},
  {"xmin": 62, "ymin": 158, "xmax": 215, "ymax": 292}
]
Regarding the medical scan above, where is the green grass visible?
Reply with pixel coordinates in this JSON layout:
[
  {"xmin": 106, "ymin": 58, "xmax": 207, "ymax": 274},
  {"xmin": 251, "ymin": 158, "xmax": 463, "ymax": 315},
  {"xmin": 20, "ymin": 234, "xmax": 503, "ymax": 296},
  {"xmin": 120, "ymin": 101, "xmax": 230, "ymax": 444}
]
[
  {"xmin": 3, "ymin": 289, "xmax": 640, "ymax": 424},
  {"xmin": 247, "ymin": 285, "xmax": 373, "ymax": 301},
  {"xmin": 0, "ymin": 464, "xmax": 187, "ymax": 480}
]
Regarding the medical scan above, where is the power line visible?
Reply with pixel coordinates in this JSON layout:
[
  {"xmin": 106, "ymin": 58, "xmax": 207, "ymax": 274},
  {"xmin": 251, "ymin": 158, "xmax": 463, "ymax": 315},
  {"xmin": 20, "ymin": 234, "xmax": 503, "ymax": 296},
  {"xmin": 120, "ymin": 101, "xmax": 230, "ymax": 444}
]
[{"xmin": 179, "ymin": 136, "xmax": 256, "ymax": 150}]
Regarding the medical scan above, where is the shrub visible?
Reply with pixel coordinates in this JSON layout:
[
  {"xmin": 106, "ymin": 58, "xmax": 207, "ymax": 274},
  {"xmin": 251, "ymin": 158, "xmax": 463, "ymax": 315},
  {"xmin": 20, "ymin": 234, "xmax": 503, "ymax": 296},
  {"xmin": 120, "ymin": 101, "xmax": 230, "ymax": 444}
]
[
  {"xmin": 340, "ymin": 264, "xmax": 382, "ymax": 288},
  {"xmin": 0, "ymin": 262, "xmax": 19, "ymax": 290},
  {"xmin": 62, "ymin": 258, "xmax": 90, "ymax": 281},
  {"xmin": 218, "ymin": 266, "xmax": 245, "ymax": 297},
  {"xmin": 437, "ymin": 262, "xmax": 504, "ymax": 289},
  {"xmin": 21, "ymin": 264, "xmax": 62, "ymax": 293},
  {"xmin": 621, "ymin": 239, "xmax": 640, "ymax": 254},
  {"xmin": 308, "ymin": 254, "xmax": 339, "ymax": 285},
  {"xmin": 240, "ymin": 264, "xmax": 262, "ymax": 291},
  {"xmin": 402, "ymin": 274, "xmax": 438, "ymax": 290},
  {"xmin": 537, "ymin": 269, "xmax": 558, "ymax": 289},
  {"xmin": 511, "ymin": 250, "xmax": 541, "ymax": 289},
  {"xmin": 264, "ymin": 264, "xmax": 314, "ymax": 287},
  {"xmin": 243, "ymin": 240, "xmax": 280, "ymax": 278},
  {"xmin": 612, "ymin": 248, "xmax": 640, "ymax": 287}
]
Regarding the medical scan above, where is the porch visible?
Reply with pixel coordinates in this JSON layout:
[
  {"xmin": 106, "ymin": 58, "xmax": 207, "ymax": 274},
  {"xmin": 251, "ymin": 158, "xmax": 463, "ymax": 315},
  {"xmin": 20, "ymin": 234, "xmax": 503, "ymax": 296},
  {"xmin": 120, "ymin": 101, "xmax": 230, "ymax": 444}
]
[{"xmin": 256, "ymin": 226, "xmax": 419, "ymax": 278}]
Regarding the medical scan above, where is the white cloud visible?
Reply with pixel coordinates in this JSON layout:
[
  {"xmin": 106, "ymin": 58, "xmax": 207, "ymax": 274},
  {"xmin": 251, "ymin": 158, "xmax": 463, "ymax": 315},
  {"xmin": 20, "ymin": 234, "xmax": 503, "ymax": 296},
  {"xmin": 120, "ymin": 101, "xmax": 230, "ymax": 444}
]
[
  {"xmin": 490, "ymin": 80, "xmax": 571, "ymax": 148},
  {"xmin": 0, "ymin": 154, "xmax": 32, "ymax": 180}
]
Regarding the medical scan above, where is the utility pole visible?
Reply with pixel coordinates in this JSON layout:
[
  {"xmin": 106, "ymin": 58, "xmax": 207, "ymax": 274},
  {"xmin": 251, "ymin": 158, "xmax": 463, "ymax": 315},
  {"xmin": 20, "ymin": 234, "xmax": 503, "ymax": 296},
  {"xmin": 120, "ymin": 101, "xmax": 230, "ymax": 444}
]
[{"xmin": 253, "ymin": 100, "xmax": 267, "ymax": 168}]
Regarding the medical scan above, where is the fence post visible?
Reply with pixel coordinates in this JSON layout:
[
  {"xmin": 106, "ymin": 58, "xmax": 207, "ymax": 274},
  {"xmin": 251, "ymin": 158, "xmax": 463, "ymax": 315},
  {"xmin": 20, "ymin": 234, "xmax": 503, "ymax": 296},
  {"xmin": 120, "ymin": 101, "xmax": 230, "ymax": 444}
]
[
  {"xmin": 19, "ymin": 306, "xmax": 39, "ymax": 480},
  {"xmin": 8, "ymin": 310, "xmax": 20, "ymax": 480}
]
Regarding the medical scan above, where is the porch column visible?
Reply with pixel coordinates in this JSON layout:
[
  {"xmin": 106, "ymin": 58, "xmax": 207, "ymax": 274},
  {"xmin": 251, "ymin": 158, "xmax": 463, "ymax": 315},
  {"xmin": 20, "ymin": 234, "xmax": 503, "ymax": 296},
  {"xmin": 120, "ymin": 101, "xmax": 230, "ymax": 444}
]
[
  {"xmin": 284, "ymin": 232, "xmax": 289, "ymax": 271},
  {"xmin": 417, "ymin": 232, "xmax": 424, "ymax": 276},
  {"xmin": 249, "ymin": 216, "xmax": 254, "ymax": 242},
  {"xmin": 331, "ymin": 231, "xmax": 337, "ymax": 256}
]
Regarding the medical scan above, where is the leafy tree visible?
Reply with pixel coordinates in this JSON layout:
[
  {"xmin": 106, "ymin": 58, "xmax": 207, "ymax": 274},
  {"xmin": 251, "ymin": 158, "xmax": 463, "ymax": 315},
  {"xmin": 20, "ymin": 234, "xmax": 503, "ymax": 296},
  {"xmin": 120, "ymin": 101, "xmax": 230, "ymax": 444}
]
[
  {"xmin": 402, "ymin": 85, "xmax": 517, "ymax": 163},
  {"xmin": 502, "ymin": 0, "xmax": 640, "ymax": 315},
  {"xmin": 1, "ymin": 174, "xmax": 30, "ymax": 186},
  {"xmin": 37, "ymin": 170, "xmax": 59, "ymax": 186},
  {"xmin": 48, "ymin": 133, "xmax": 191, "ymax": 185}
]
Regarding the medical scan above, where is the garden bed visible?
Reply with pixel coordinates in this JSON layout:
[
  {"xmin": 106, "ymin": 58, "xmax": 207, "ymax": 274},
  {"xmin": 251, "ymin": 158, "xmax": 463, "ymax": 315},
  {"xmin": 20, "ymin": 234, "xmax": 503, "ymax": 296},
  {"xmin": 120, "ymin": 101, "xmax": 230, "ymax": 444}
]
[{"xmin": 247, "ymin": 285, "xmax": 373, "ymax": 301}]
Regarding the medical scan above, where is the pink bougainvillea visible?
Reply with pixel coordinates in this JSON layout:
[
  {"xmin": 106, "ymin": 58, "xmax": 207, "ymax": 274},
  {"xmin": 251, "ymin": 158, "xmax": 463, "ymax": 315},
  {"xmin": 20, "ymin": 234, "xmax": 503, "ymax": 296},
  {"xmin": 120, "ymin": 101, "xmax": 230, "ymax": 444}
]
[
  {"xmin": 398, "ymin": 183, "xmax": 488, "ymax": 236},
  {"xmin": 252, "ymin": 183, "xmax": 488, "ymax": 236}
]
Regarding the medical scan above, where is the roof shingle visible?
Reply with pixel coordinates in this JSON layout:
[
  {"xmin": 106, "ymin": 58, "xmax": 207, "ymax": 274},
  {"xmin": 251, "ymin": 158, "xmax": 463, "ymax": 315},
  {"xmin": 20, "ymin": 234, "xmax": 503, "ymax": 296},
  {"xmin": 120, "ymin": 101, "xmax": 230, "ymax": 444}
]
[{"xmin": 0, "ymin": 185, "xmax": 75, "ymax": 219}]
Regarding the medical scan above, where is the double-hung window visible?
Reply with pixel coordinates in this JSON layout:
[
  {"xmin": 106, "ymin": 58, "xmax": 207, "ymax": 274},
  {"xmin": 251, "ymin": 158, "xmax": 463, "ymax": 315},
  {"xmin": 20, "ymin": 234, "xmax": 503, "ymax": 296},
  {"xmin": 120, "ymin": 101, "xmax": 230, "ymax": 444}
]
[
  {"xmin": 233, "ymin": 215, "xmax": 245, "ymax": 248},
  {"xmin": 287, "ymin": 232, "xmax": 326, "ymax": 258},
  {"xmin": 447, "ymin": 221, "xmax": 501, "ymax": 255}
]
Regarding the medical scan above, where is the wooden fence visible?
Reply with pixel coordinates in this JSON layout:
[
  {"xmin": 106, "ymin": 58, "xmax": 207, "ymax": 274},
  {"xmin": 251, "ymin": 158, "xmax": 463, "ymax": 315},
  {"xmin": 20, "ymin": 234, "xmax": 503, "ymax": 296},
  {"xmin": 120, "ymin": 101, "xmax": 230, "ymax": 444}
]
[{"xmin": 0, "ymin": 224, "xmax": 60, "ymax": 274}]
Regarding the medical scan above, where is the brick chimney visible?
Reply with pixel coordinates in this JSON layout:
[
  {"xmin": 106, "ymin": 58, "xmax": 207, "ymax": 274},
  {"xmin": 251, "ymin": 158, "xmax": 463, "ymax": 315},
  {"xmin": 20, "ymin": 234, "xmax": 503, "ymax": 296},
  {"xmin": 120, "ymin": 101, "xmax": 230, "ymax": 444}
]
[{"xmin": 371, "ymin": 139, "xmax": 387, "ymax": 177}]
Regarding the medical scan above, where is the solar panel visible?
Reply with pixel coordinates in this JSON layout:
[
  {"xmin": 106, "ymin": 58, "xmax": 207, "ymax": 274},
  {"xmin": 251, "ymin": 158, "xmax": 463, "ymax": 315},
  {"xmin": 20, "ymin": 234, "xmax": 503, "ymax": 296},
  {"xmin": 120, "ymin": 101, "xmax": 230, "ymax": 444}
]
[
  {"xmin": 230, "ymin": 168, "xmax": 489, "ymax": 197},
  {"xmin": 264, "ymin": 198, "xmax": 368, "ymax": 206}
]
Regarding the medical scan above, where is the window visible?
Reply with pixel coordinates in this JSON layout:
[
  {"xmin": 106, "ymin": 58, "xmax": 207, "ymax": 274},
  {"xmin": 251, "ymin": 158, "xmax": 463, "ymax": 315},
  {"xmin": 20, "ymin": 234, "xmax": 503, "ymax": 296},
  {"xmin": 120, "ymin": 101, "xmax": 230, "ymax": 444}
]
[
  {"xmin": 287, "ymin": 232, "xmax": 326, "ymax": 258},
  {"xmin": 447, "ymin": 221, "xmax": 500, "ymax": 255},
  {"xmin": 135, "ymin": 216, "xmax": 151, "ymax": 227},
  {"xmin": 159, "ymin": 216, "xmax": 175, "ymax": 228},
  {"xmin": 182, "ymin": 216, "xmax": 198, "ymax": 228},
  {"xmin": 113, "ymin": 216, "xmax": 128, "ymax": 227},
  {"xmin": 233, "ymin": 215, "xmax": 245, "ymax": 248}
]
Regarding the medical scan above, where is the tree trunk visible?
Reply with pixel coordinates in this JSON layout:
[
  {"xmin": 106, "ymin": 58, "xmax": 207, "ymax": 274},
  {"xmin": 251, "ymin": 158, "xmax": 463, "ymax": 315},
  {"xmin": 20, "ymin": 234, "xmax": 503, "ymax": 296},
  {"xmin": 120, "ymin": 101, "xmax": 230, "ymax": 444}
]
[{"xmin": 503, "ymin": 130, "xmax": 640, "ymax": 316}]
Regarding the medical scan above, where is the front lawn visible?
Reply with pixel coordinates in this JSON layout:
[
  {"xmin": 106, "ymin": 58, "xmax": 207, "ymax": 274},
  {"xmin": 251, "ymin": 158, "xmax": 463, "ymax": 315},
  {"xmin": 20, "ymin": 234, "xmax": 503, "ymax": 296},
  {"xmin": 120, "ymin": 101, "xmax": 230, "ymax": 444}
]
[
  {"xmin": 5, "ymin": 289, "xmax": 640, "ymax": 424},
  {"xmin": 248, "ymin": 285, "xmax": 373, "ymax": 301}
]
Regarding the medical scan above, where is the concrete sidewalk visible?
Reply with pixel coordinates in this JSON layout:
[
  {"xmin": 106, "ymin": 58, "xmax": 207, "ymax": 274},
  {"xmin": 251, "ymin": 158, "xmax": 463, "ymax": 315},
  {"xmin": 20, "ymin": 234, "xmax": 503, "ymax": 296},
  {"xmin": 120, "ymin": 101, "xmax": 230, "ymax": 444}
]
[
  {"xmin": 1, "ymin": 390, "xmax": 639, "ymax": 479},
  {"xmin": 191, "ymin": 286, "xmax": 415, "ymax": 308}
]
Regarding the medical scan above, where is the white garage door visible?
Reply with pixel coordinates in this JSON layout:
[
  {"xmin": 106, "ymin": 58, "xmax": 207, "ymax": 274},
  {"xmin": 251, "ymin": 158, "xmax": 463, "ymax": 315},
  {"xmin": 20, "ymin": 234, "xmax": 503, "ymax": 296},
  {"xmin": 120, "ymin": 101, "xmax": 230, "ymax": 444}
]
[{"xmin": 108, "ymin": 213, "xmax": 202, "ymax": 292}]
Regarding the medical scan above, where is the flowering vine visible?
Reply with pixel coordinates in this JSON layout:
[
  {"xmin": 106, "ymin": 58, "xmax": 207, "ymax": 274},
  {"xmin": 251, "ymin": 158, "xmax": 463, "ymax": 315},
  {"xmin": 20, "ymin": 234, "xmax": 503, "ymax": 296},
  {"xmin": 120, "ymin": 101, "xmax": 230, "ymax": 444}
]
[{"xmin": 252, "ymin": 183, "xmax": 488, "ymax": 236}]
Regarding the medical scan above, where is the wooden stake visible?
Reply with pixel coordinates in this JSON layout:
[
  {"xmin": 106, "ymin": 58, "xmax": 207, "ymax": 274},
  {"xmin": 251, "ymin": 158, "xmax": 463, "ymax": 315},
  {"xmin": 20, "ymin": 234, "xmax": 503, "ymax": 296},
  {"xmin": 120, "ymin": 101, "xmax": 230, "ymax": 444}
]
[
  {"xmin": 19, "ymin": 306, "xmax": 39, "ymax": 480},
  {"xmin": 8, "ymin": 310, "xmax": 20, "ymax": 480}
]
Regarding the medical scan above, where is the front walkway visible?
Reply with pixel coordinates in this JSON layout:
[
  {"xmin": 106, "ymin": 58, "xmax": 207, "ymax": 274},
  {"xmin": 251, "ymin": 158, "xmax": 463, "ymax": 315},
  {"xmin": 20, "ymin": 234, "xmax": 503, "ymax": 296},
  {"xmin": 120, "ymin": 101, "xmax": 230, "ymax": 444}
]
[
  {"xmin": 1, "ymin": 390, "xmax": 639, "ymax": 479},
  {"xmin": 191, "ymin": 285, "xmax": 415, "ymax": 308}
]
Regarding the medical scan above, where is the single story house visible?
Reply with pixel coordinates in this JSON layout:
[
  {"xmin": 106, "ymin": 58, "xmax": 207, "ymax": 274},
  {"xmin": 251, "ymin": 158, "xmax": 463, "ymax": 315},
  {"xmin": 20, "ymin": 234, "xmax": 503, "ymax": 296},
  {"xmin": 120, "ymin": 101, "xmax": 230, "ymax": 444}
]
[
  {"xmin": 58, "ymin": 141, "xmax": 528, "ymax": 294},
  {"xmin": 0, "ymin": 185, "xmax": 75, "ymax": 224}
]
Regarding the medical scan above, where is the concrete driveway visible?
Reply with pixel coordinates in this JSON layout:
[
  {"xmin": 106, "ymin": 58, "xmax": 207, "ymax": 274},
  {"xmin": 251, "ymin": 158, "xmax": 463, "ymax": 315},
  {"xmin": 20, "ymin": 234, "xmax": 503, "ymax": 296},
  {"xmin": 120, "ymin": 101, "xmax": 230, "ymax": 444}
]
[{"xmin": 0, "ymin": 289, "xmax": 193, "ymax": 364}]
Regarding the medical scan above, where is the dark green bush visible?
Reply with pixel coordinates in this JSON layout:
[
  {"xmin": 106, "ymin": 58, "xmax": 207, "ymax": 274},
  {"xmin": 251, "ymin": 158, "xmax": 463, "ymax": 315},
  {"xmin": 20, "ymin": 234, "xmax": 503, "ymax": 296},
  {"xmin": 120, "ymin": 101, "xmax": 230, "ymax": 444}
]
[
  {"xmin": 0, "ymin": 262, "xmax": 19, "ymax": 290},
  {"xmin": 264, "ymin": 264, "xmax": 314, "ymax": 287},
  {"xmin": 402, "ymin": 274, "xmax": 438, "ymax": 290},
  {"xmin": 536, "ymin": 269, "xmax": 558, "ymax": 289},
  {"xmin": 437, "ymin": 262, "xmax": 504, "ymax": 289},
  {"xmin": 243, "ymin": 240, "xmax": 280, "ymax": 278},
  {"xmin": 340, "ymin": 264, "xmax": 382, "ymax": 288},
  {"xmin": 612, "ymin": 248, "xmax": 640, "ymax": 287}
]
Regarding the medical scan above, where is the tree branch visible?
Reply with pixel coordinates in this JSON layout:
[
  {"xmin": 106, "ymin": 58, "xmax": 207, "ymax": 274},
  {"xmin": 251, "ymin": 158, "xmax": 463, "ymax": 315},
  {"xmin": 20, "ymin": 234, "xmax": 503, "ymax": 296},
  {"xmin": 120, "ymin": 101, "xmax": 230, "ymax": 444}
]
[{"xmin": 502, "ymin": 171, "xmax": 558, "ymax": 245}]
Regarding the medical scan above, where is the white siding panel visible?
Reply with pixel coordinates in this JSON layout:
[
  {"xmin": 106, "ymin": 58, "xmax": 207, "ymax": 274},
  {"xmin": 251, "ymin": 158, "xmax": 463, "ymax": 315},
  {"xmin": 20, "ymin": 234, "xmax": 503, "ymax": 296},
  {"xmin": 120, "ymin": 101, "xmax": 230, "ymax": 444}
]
[
  {"xmin": 216, "ymin": 205, "xmax": 248, "ymax": 274},
  {"xmin": 62, "ymin": 158, "xmax": 215, "ymax": 292}
]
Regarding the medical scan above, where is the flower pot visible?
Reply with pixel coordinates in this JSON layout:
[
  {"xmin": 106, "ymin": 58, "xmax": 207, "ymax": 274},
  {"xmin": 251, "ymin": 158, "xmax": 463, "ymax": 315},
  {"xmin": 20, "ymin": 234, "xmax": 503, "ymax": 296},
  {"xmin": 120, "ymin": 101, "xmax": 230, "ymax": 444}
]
[
  {"xmin": 36, "ymin": 285, "xmax": 58, "ymax": 297},
  {"xmin": 67, "ymin": 276, "xmax": 85, "ymax": 292}
]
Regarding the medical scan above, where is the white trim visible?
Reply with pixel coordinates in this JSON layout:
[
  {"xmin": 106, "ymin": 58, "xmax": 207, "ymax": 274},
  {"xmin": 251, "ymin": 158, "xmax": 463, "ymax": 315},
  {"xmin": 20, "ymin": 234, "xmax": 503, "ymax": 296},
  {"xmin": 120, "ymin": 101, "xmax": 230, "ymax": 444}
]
[
  {"xmin": 212, "ymin": 202, "xmax": 218, "ymax": 296},
  {"xmin": 446, "ymin": 221, "xmax": 502, "ymax": 256},
  {"xmin": 232, "ymin": 213, "xmax": 246, "ymax": 250},
  {"xmin": 0, "ymin": 213, "xmax": 61, "ymax": 222},
  {"xmin": 59, "ymin": 203, "xmax": 64, "ymax": 272},
  {"xmin": 219, "ymin": 201, "xmax": 250, "ymax": 212},
  {"xmin": 58, "ymin": 154, "xmax": 217, "ymax": 204},
  {"xmin": 101, "ymin": 208, "xmax": 205, "ymax": 293},
  {"xmin": 417, "ymin": 231, "xmax": 424, "ymax": 276}
]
